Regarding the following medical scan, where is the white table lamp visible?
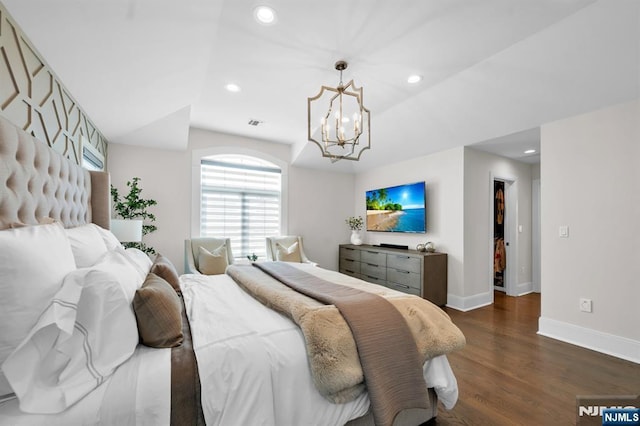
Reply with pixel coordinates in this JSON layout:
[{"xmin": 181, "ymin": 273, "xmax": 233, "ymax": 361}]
[{"xmin": 110, "ymin": 219, "xmax": 143, "ymax": 243}]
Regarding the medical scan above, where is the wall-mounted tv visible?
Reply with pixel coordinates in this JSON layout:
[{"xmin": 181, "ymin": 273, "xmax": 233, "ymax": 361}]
[{"xmin": 366, "ymin": 181, "xmax": 426, "ymax": 233}]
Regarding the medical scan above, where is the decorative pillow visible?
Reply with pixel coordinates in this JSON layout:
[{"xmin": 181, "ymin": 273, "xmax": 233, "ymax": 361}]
[
  {"xmin": 150, "ymin": 254, "xmax": 181, "ymax": 292},
  {"xmin": 0, "ymin": 222, "xmax": 76, "ymax": 397},
  {"xmin": 133, "ymin": 273, "xmax": 183, "ymax": 348},
  {"xmin": 275, "ymin": 241, "xmax": 302, "ymax": 263},
  {"xmin": 92, "ymin": 224, "xmax": 121, "ymax": 251},
  {"xmin": 9, "ymin": 217, "xmax": 57, "ymax": 228},
  {"xmin": 198, "ymin": 245, "xmax": 229, "ymax": 275},
  {"xmin": 64, "ymin": 224, "xmax": 109, "ymax": 268},
  {"xmin": 2, "ymin": 266, "xmax": 139, "ymax": 413}
]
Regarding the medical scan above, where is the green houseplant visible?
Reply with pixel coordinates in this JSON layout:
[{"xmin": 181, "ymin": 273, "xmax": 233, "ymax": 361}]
[{"xmin": 111, "ymin": 177, "xmax": 158, "ymax": 255}]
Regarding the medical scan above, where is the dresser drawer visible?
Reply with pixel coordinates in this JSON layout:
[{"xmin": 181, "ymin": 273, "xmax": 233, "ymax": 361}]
[
  {"xmin": 360, "ymin": 274, "xmax": 386, "ymax": 287},
  {"xmin": 387, "ymin": 254, "xmax": 421, "ymax": 274},
  {"xmin": 387, "ymin": 268, "xmax": 421, "ymax": 290},
  {"xmin": 387, "ymin": 281, "xmax": 421, "ymax": 296},
  {"xmin": 340, "ymin": 247, "xmax": 361, "ymax": 261},
  {"xmin": 361, "ymin": 249, "xmax": 386, "ymax": 266},
  {"xmin": 361, "ymin": 262, "xmax": 386, "ymax": 280},
  {"xmin": 340, "ymin": 267, "xmax": 361, "ymax": 280},
  {"xmin": 339, "ymin": 258, "xmax": 361, "ymax": 274}
]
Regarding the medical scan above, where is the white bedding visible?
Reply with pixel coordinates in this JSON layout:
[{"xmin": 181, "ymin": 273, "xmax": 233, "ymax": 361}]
[
  {"xmin": 181, "ymin": 273, "xmax": 458, "ymax": 426},
  {"xmin": 0, "ymin": 345, "xmax": 170, "ymax": 426}
]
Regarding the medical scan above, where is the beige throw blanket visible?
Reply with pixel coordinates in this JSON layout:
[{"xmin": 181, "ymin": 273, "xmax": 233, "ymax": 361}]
[
  {"xmin": 226, "ymin": 263, "xmax": 465, "ymax": 406},
  {"xmin": 254, "ymin": 261, "xmax": 428, "ymax": 426}
]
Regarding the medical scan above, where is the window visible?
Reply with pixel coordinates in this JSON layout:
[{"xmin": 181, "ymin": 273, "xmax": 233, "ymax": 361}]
[
  {"xmin": 81, "ymin": 138, "xmax": 105, "ymax": 171},
  {"xmin": 200, "ymin": 154, "xmax": 281, "ymax": 260}
]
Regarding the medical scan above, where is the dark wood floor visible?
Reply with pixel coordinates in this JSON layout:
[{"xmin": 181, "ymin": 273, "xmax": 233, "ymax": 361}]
[{"xmin": 427, "ymin": 291, "xmax": 640, "ymax": 425}]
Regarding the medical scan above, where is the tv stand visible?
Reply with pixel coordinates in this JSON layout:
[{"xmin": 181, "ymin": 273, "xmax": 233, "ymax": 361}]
[{"xmin": 338, "ymin": 244, "xmax": 447, "ymax": 306}]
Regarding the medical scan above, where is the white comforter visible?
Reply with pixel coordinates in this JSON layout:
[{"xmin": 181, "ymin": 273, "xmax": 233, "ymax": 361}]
[{"xmin": 181, "ymin": 273, "xmax": 458, "ymax": 426}]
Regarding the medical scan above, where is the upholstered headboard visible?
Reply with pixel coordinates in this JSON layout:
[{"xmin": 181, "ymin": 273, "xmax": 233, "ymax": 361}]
[{"xmin": 0, "ymin": 115, "xmax": 110, "ymax": 230}]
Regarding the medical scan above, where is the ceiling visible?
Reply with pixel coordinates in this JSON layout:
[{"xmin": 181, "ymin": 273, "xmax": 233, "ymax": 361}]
[{"xmin": 3, "ymin": 0, "xmax": 638, "ymax": 172}]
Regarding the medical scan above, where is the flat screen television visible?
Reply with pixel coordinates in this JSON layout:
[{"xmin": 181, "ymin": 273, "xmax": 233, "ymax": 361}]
[{"xmin": 366, "ymin": 181, "xmax": 426, "ymax": 233}]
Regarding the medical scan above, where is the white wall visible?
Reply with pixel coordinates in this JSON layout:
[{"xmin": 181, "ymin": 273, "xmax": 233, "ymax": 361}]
[
  {"xmin": 108, "ymin": 128, "xmax": 354, "ymax": 273},
  {"xmin": 539, "ymin": 99, "xmax": 640, "ymax": 363},
  {"xmin": 288, "ymin": 166, "xmax": 354, "ymax": 270},
  {"xmin": 531, "ymin": 163, "xmax": 540, "ymax": 180},
  {"xmin": 354, "ymin": 147, "xmax": 465, "ymax": 302},
  {"xmin": 108, "ymin": 144, "xmax": 191, "ymax": 271},
  {"xmin": 463, "ymin": 148, "xmax": 533, "ymax": 304}
]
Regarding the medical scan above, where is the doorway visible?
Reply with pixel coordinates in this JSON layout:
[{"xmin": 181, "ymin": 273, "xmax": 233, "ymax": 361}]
[
  {"xmin": 490, "ymin": 175, "xmax": 517, "ymax": 297},
  {"xmin": 493, "ymin": 180, "xmax": 506, "ymax": 291}
]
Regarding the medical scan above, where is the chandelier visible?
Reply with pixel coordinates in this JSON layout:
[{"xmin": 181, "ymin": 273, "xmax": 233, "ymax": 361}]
[{"xmin": 307, "ymin": 61, "xmax": 370, "ymax": 162}]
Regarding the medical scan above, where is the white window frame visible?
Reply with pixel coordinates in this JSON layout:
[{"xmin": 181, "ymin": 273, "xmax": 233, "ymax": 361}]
[{"xmin": 191, "ymin": 146, "xmax": 288, "ymax": 243}]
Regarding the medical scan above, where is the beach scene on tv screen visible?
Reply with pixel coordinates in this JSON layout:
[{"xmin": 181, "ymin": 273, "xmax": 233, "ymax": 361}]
[{"xmin": 366, "ymin": 182, "xmax": 426, "ymax": 232}]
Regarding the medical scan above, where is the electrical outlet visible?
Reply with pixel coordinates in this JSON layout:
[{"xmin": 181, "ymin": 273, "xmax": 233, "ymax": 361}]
[{"xmin": 580, "ymin": 298, "xmax": 592, "ymax": 313}]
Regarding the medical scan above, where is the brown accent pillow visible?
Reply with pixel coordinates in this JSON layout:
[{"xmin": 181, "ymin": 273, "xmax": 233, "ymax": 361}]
[
  {"xmin": 133, "ymin": 273, "xmax": 183, "ymax": 348},
  {"xmin": 198, "ymin": 246, "xmax": 229, "ymax": 275},
  {"xmin": 151, "ymin": 254, "xmax": 181, "ymax": 292}
]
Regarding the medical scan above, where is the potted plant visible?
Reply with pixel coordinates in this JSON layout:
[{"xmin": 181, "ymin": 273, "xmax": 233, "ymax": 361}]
[
  {"xmin": 111, "ymin": 177, "xmax": 158, "ymax": 255},
  {"xmin": 345, "ymin": 216, "xmax": 364, "ymax": 245}
]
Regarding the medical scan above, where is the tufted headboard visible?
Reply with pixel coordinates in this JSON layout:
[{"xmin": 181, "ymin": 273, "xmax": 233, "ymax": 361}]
[{"xmin": 0, "ymin": 115, "xmax": 110, "ymax": 230}]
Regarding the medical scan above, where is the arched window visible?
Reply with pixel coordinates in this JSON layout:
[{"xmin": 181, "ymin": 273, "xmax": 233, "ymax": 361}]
[{"xmin": 200, "ymin": 154, "xmax": 281, "ymax": 260}]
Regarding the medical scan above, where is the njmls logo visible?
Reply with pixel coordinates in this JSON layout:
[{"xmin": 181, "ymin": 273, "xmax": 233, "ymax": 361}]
[
  {"xmin": 577, "ymin": 395, "xmax": 640, "ymax": 425},
  {"xmin": 579, "ymin": 406, "xmax": 638, "ymax": 417},
  {"xmin": 602, "ymin": 408, "xmax": 640, "ymax": 425}
]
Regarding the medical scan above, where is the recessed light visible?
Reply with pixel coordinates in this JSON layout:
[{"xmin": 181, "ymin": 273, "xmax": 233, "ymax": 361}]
[
  {"xmin": 407, "ymin": 74, "xmax": 422, "ymax": 84},
  {"xmin": 225, "ymin": 83, "xmax": 241, "ymax": 93},
  {"xmin": 254, "ymin": 6, "xmax": 276, "ymax": 25},
  {"xmin": 524, "ymin": 149, "xmax": 536, "ymax": 154}
]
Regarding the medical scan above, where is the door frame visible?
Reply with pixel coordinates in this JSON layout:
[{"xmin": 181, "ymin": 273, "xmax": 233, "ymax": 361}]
[{"xmin": 489, "ymin": 173, "xmax": 518, "ymax": 298}]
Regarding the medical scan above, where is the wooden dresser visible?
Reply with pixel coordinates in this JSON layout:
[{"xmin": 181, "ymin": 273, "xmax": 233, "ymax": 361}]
[{"xmin": 338, "ymin": 244, "xmax": 447, "ymax": 306}]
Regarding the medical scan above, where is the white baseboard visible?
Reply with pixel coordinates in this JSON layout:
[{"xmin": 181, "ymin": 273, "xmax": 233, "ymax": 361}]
[
  {"xmin": 538, "ymin": 317, "xmax": 640, "ymax": 364},
  {"xmin": 446, "ymin": 291, "xmax": 493, "ymax": 312},
  {"xmin": 516, "ymin": 281, "xmax": 533, "ymax": 296}
]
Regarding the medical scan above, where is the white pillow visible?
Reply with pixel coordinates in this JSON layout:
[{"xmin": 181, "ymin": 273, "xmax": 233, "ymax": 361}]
[
  {"xmin": 0, "ymin": 222, "xmax": 76, "ymax": 397},
  {"xmin": 2, "ymin": 265, "xmax": 139, "ymax": 413},
  {"xmin": 92, "ymin": 247, "xmax": 147, "ymax": 303},
  {"xmin": 124, "ymin": 247, "xmax": 153, "ymax": 280},
  {"xmin": 92, "ymin": 224, "xmax": 121, "ymax": 251},
  {"xmin": 275, "ymin": 241, "xmax": 302, "ymax": 263},
  {"xmin": 64, "ymin": 224, "xmax": 109, "ymax": 268}
]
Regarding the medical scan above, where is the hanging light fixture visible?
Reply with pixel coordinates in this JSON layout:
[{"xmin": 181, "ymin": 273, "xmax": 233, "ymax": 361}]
[{"xmin": 307, "ymin": 61, "xmax": 370, "ymax": 162}]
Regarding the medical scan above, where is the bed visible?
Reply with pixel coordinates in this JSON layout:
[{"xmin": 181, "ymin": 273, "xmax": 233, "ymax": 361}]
[{"xmin": 0, "ymin": 114, "xmax": 465, "ymax": 426}]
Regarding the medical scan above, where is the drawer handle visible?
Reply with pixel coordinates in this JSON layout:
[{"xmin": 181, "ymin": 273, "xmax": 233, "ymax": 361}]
[
  {"xmin": 395, "ymin": 283, "xmax": 410, "ymax": 289},
  {"xmin": 345, "ymin": 248, "xmax": 355, "ymax": 251},
  {"xmin": 345, "ymin": 269, "xmax": 354, "ymax": 274},
  {"xmin": 366, "ymin": 275, "xmax": 378, "ymax": 280},
  {"xmin": 344, "ymin": 259, "xmax": 354, "ymax": 262},
  {"xmin": 366, "ymin": 251, "xmax": 378, "ymax": 254},
  {"xmin": 366, "ymin": 263, "xmax": 378, "ymax": 267},
  {"xmin": 398, "ymin": 270, "xmax": 410, "ymax": 274},
  {"xmin": 396, "ymin": 255, "xmax": 411, "ymax": 259}
]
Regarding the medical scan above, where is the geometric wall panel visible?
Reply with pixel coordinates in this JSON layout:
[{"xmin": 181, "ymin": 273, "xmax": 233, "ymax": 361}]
[{"xmin": 0, "ymin": 4, "xmax": 108, "ymax": 166}]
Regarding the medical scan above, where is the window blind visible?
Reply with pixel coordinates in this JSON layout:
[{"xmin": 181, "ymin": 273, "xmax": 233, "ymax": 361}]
[{"xmin": 200, "ymin": 155, "xmax": 281, "ymax": 260}]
